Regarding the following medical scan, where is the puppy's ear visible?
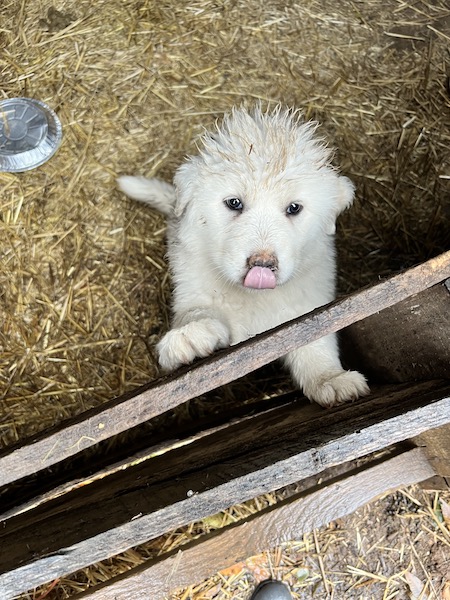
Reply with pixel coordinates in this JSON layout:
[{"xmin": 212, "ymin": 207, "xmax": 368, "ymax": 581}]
[
  {"xmin": 173, "ymin": 163, "xmax": 196, "ymax": 217},
  {"xmin": 174, "ymin": 186, "xmax": 193, "ymax": 217},
  {"xmin": 336, "ymin": 176, "xmax": 355, "ymax": 212},
  {"xmin": 326, "ymin": 175, "xmax": 355, "ymax": 235}
]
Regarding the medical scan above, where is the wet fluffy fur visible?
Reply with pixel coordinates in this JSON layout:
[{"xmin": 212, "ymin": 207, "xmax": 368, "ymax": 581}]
[{"xmin": 118, "ymin": 106, "xmax": 369, "ymax": 407}]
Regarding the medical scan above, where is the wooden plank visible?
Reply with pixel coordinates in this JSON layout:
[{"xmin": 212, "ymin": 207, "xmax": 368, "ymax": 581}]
[
  {"xmin": 0, "ymin": 393, "xmax": 299, "ymax": 520},
  {"xmin": 0, "ymin": 251, "xmax": 449, "ymax": 488},
  {"xmin": 1, "ymin": 380, "xmax": 449, "ymax": 597},
  {"xmin": 415, "ymin": 423, "xmax": 450, "ymax": 479},
  {"xmin": 3, "ymin": 281, "xmax": 449, "ymax": 520},
  {"xmin": 74, "ymin": 447, "xmax": 434, "ymax": 600},
  {"xmin": 342, "ymin": 281, "xmax": 450, "ymax": 382}
]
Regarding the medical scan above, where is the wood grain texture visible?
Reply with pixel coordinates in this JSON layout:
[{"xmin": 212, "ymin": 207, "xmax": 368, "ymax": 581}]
[
  {"xmin": 1, "ymin": 380, "xmax": 449, "ymax": 598},
  {"xmin": 343, "ymin": 281, "xmax": 450, "ymax": 382},
  {"xmin": 0, "ymin": 393, "xmax": 300, "ymax": 521},
  {"xmin": 416, "ymin": 423, "xmax": 450, "ymax": 478},
  {"xmin": 1, "ymin": 251, "xmax": 449, "ymax": 488},
  {"xmin": 76, "ymin": 448, "xmax": 434, "ymax": 600}
]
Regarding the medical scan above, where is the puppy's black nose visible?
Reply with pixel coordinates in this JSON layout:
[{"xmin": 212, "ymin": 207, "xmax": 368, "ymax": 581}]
[{"xmin": 247, "ymin": 252, "xmax": 278, "ymax": 271}]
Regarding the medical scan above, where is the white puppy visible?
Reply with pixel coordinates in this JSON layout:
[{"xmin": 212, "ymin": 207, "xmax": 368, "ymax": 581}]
[{"xmin": 118, "ymin": 105, "xmax": 369, "ymax": 407}]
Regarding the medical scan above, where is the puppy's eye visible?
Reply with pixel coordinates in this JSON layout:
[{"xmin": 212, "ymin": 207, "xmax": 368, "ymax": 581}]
[
  {"xmin": 286, "ymin": 202, "xmax": 303, "ymax": 215},
  {"xmin": 224, "ymin": 197, "xmax": 243, "ymax": 211}
]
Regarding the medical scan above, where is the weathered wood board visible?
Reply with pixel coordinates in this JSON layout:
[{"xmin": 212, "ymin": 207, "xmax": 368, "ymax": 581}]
[
  {"xmin": 76, "ymin": 447, "xmax": 434, "ymax": 600},
  {"xmin": 0, "ymin": 251, "xmax": 449, "ymax": 599},
  {"xmin": 342, "ymin": 279, "xmax": 450, "ymax": 382},
  {"xmin": 0, "ymin": 251, "xmax": 449, "ymax": 488},
  {"xmin": 341, "ymin": 272, "xmax": 450, "ymax": 490},
  {"xmin": 1, "ymin": 380, "xmax": 449, "ymax": 597},
  {"xmin": 2, "ymin": 275, "xmax": 448, "ymax": 522}
]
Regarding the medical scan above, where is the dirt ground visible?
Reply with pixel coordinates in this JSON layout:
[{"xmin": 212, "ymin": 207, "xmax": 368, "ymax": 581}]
[{"xmin": 168, "ymin": 487, "xmax": 450, "ymax": 600}]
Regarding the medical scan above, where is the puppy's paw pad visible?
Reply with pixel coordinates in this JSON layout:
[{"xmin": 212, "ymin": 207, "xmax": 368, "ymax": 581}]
[
  {"xmin": 157, "ymin": 319, "xmax": 230, "ymax": 371},
  {"xmin": 307, "ymin": 370, "xmax": 369, "ymax": 408}
]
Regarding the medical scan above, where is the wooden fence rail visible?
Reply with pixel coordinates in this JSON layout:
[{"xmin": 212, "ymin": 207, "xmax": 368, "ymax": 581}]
[
  {"xmin": 0, "ymin": 251, "xmax": 449, "ymax": 599},
  {"xmin": 1, "ymin": 250, "xmax": 449, "ymax": 487}
]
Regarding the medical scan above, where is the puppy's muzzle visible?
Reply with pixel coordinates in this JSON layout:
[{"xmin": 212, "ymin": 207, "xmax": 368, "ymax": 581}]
[{"xmin": 244, "ymin": 252, "xmax": 278, "ymax": 289}]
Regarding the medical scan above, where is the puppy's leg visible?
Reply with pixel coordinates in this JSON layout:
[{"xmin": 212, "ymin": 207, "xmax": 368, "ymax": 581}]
[
  {"xmin": 284, "ymin": 334, "xmax": 369, "ymax": 408},
  {"xmin": 157, "ymin": 308, "xmax": 230, "ymax": 371}
]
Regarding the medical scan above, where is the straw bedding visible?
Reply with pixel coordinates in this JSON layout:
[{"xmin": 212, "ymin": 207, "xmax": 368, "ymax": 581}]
[{"xmin": 1, "ymin": 0, "xmax": 449, "ymax": 597}]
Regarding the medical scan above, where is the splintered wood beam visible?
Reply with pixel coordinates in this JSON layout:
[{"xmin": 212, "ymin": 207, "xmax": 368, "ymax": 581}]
[
  {"xmin": 0, "ymin": 251, "xmax": 449, "ymax": 487},
  {"xmin": 76, "ymin": 447, "xmax": 434, "ymax": 600},
  {"xmin": 0, "ymin": 380, "xmax": 449, "ymax": 597}
]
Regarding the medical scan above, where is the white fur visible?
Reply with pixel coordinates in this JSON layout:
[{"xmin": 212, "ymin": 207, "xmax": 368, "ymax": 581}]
[
  {"xmin": 117, "ymin": 176, "xmax": 175, "ymax": 216},
  {"xmin": 118, "ymin": 105, "xmax": 369, "ymax": 407}
]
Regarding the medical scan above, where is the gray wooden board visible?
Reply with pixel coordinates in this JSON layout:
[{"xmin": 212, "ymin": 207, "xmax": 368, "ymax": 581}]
[
  {"xmin": 75, "ymin": 447, "xmax": 434, "ymax": 600},
  {"xmin": 0, "ymin": 251, "xmax": 449, "ymax": 488},
  {"xmin": 2, "ymin": 278, "xmax": 450, "ymax": 521},
  {"xmin": 342, "ymin": 280, "xmax": 450, "ymax": 382},
  {"xmin": 0, "ymin": 392, "xmax": 305, "ymax": 521},
  {"xmin": 1, "ymin": 379, "xmax": 449, "ymax": 598}
]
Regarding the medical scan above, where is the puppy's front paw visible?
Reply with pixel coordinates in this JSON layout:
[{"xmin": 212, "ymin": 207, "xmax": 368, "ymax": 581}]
[
  {"xmin": 305, "ymin": 370, "xmax": 369, "ymax": 408},
  {"xmin": 157, "ymin": 318, "xmax": 230, "ymax": 371}
]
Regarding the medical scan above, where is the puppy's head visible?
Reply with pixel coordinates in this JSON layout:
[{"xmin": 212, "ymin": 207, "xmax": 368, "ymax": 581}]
[{"xmin": 174, "ymin": 105, "xmax": 354, "ymax": 290}]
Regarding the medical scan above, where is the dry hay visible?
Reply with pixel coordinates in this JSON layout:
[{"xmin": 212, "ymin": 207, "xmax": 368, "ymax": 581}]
[
  {"xmin": 1, "ymin": 0, "xmax": 450, "ymax": 597},
  {"xmin": 1, "ymin": 0, "xmax": 449, "ymax": 442}
]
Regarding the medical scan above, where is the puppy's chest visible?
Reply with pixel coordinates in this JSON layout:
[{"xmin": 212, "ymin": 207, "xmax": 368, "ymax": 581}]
[{"xmin": 217, "ymin": 294, "xmax": 302, "ymax": 345}]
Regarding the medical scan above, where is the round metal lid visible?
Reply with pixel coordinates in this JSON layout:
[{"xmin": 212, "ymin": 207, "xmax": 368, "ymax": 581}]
[{"xmin": 0, "ymin": 97, "xmax": 62, "ymax": 172}]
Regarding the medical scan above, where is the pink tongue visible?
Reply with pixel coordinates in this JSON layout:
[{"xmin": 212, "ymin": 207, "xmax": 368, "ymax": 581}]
[{"xmin": 244, "ymin": 266, "xmax": 277, "ymax": 289}]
